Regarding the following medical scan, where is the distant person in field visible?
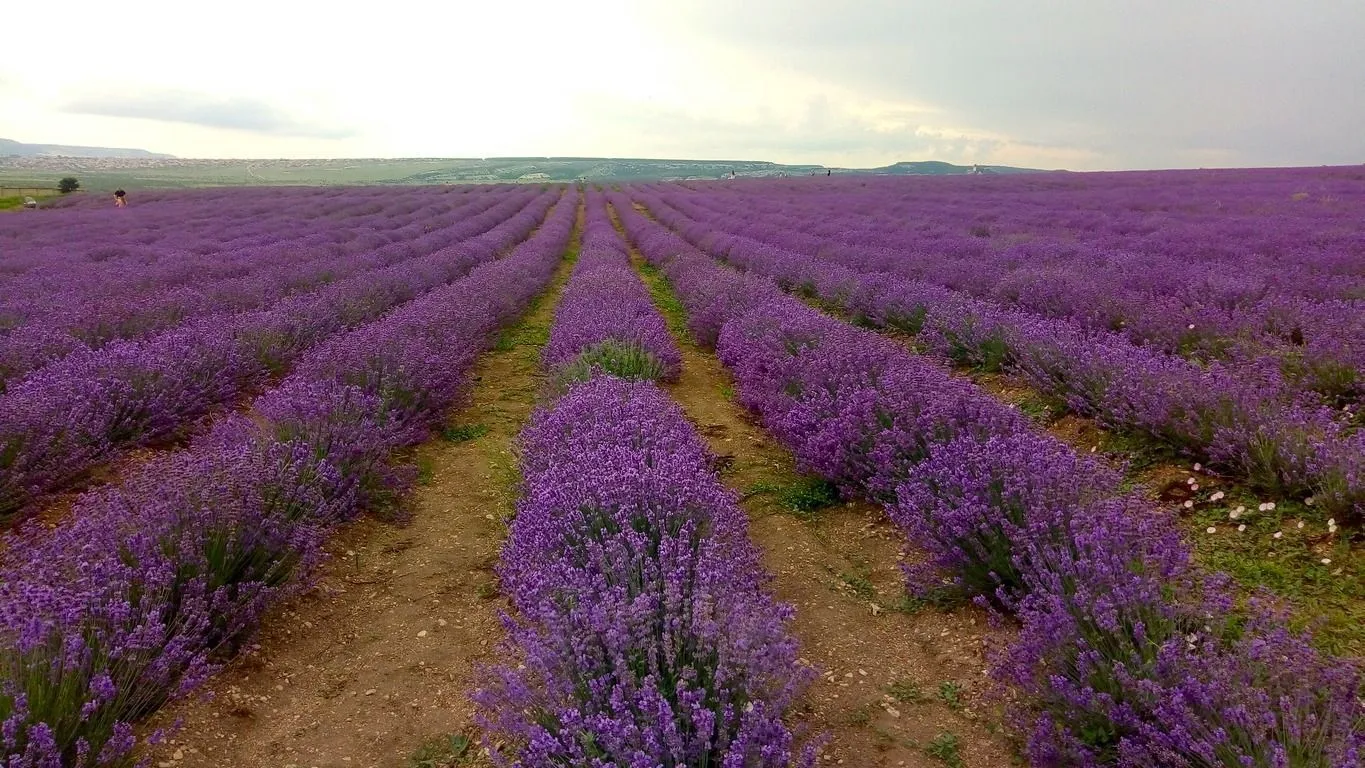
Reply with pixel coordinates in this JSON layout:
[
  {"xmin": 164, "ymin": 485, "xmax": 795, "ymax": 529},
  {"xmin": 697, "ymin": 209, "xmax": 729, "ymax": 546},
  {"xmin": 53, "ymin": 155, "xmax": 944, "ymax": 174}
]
[
  {"xmin": 113, "ymin": 189, "xmax": 127, "ymax": 208},
  {"xmin": 826, "ymin": 169, "xmax": 831, "ymax": 177}
]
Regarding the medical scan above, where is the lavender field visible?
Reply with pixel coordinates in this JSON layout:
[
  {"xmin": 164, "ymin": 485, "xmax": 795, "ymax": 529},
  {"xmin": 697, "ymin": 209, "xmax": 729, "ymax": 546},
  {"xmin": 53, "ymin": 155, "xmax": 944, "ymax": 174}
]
[{"xmin": 1, "ymin": 170, "xmax": 1361, "ymax": 767}]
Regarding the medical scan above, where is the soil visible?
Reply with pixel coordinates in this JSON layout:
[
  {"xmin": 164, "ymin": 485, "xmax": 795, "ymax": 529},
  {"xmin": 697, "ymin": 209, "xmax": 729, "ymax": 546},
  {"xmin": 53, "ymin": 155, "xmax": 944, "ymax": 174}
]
[{"xmin": 140, "ymin": 220, "xmax": 581, "ymax": 768}]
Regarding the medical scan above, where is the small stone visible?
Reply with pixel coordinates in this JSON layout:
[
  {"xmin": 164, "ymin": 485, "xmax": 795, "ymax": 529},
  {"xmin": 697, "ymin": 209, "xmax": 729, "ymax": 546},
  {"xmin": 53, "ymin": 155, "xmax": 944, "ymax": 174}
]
[
  {"xmin": 364, "ymin": 689, "xmax": 376, "ymax": 696},
  {"xmin": 417, "ymin": 630, "xmax": 428, "ymax": 638}
]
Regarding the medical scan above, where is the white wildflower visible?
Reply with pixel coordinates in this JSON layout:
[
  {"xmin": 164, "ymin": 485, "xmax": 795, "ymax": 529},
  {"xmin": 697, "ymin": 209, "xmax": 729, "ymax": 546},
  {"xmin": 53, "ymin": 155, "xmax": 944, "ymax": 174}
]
[
  {"xmin": 1237, "ymin": 524, "xmax": 1247, "ymax": 532},
  {"xmin": 1206, "ymin": 526, "xmax": 1217, "ymax": 534}
]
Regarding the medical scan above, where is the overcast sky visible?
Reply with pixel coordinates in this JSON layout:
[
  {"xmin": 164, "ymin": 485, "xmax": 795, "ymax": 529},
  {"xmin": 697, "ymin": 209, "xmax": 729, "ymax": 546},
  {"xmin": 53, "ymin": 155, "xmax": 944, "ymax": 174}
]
[{"xmin": 2, "ymin": 0, "xmax": 1362, "ymax": 170}]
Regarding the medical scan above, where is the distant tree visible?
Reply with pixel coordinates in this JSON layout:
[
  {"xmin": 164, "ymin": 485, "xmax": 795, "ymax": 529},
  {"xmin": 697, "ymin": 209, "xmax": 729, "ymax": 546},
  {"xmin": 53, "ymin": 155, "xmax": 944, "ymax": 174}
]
[{"xmin": 58, "ymin": 177, "xmax": 80, "ymax": 194}]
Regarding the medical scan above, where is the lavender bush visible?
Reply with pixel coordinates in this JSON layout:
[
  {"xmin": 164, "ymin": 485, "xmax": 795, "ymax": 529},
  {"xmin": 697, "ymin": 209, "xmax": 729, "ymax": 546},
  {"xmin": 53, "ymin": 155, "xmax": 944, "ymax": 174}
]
[
  {"xmin": 477, "ymin": 376, "xmax": 815, "ymax": 767},
  {"xmin": 542, "ymin": 190, "xmax": 680, "ymax": 384}
]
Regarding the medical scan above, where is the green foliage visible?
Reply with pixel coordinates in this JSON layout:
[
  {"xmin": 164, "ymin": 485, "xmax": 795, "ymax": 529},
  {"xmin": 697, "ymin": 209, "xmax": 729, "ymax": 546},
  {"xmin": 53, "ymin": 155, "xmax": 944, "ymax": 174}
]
[
  {"xmin": 57, "ymin": 177, "xmax": 79, "ymax": 194},
  {"xmin": 551, "ymin": 341, "xmax": 667, "ymax": 391},
  {"xmin": 925, "ymin": 732, "xmax": 964, "ymax": 767},
  {"xmin": 415, "ymin": 457, "xmax": 436, "ymax": 485},
  {"xmin": 937, "ymin": 681, "xmax": 964, "ymax": 709},
  {"xmin": 842, "ymin": 704, "xmax": 874, "ymax": 727},
  {"xmin": 886, "ymin": 679, "xmax": 928, "ymax": 704},
  {"xmin": 779, "ymin": 476, "xmax": 840, "ymax": 516},
  {"xmin": 837, "ymin": 571, "xmax": 878, "ymax": 601},
  {"xmin": 409, "ymin": 733, "xmax": 473, "ymax": 767},
  {"xmin": 1183, "ymin": 494, "xmax": 1363, "ymax": 656},
  {"xmin": 441, "ymin": 423, "xmax": 489, "ymax": 443}
]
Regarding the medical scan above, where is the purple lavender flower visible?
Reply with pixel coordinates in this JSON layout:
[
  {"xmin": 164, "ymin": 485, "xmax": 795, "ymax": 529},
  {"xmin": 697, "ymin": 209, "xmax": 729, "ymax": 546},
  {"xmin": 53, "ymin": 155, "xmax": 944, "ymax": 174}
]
[{"xmin": 477, "ymin": 377, "xmax": 815, "ymax": 767}]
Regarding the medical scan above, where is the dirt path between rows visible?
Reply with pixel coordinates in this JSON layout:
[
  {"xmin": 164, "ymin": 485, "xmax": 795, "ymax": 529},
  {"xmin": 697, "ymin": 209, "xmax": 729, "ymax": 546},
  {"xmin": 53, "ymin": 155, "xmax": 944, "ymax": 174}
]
[
  {"xmin": 614, "ymin": 206, "xmax": 1015, "ymax": 768},
  {"xmin": 142, "ymin": 211, "xmax": 582, "ymax": 768}
]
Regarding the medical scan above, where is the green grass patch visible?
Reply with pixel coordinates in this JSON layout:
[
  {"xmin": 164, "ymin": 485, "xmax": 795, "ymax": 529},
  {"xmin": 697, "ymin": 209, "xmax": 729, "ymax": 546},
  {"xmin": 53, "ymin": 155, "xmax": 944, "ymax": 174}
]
[
  {"xmin": 741, "ymin": 481, "xmax": 781, "ymax": 499},
  {"xmin": 925, "ymin": 732, "xmax": 965, "ymax": 768},
  {"xmin": 408, "ymin": 732, "xmax": 474, "ymax": 767},
  {"xmin": 936, "ymin": 681, "xmax": 964, "ymax": 710},
  {"xmin": 837, "ymin": 570, "xmax": 879, "ymax": 601},
  {"xmin": 441, "ymin": 423, "xmax": 489, "ymax": 443},
  {"xmin": 886, "ymin": 679, "xmax": 928, "ymax": 704},
  {"xmin": 1181, "ymin": 493, "xmax": 1363, "ymax": 655},
  {"xmin": 634, "ymin": 261, "xmax": 695, "ymax": 344},
  {"xmin": 779, "ymin": 476, "xmax": 840, "ymax": 517},
  {"xmin": 549, "ymin": 340, "xmax": 667, "ymax": 391},
  {"xmin": 415, "ymin": 456, "xmax": 437, "ymax": 486},
  {"xmin": 1015, "ymin": 391, "xmax": 1066, "ymax": 424},
  {"xmin": 739, "ymin": 476, "xmax": 839, "ymax": 519},
  {"xmin": 842, "ymin": 704, "xmax": 875, "ymax": 727}
]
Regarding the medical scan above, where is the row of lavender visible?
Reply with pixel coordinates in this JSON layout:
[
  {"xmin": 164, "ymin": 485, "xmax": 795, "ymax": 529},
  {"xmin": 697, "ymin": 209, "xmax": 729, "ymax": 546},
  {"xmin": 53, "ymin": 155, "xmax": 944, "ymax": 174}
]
[
  {"xmin": 0, "ymin": 186, "xmax": 475, "ymax": 320},
  {"xmin": 540, "ymin": 190, "xmax": 680, "ymax": 383},
  {"xmin": 0, "ymin": 190, "xmax": 577, "ymax": 766},
  {"xmin": 652, "ymin": 180, "xmax": 1365, "ymax": 409},
  {"xmin": 652, "ymin": 182, "xmax": 1365, "ymax": 406},
  {"xmin": 0, "ymin": 188, "xmax": 528, "ymax": 388},
  {"xmin": 633, "ymin": 189, "xmax": 1365, "ymax": 522},
  {"xmin": 0, "ymin": 185, "xmax": 461, "ymax": 274},
  {"xmin": 0, "ymin": 189, "xmax": 535, "ymax": 389},
  {"xmin": 477, "ymin": 197, "xmax": 811, "ymax": 764},
  {"xmin": 659, "ymin": 170, "xmax": 1365, "ymax": 359},
  {"xmin": 0, "ymin": 189, "xmax": 559, "ymax": 522},
  {"xmin": 610, "ymin": 195, "xmax": 1363, "ymax": 767}
]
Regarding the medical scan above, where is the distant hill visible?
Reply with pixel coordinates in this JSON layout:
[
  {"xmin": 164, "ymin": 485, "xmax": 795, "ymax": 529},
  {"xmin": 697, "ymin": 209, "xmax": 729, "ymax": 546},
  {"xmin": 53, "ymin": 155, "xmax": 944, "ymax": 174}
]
[
  {"xmin": 0, "ymin": 154, "xmax": 1049, "ymax": 189},
  {"xmin": 0, "ymin": 138, "xmax": 174, "ymax": 159},
  {"xmin": 870, "ymin": 160, "xmax": 1041, "ymax": 175}
]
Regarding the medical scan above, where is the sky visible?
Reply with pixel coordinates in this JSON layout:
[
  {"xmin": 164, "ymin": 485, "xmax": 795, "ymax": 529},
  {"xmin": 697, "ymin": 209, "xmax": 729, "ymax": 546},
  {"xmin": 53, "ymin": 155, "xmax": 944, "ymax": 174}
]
[{"xmin": 2, "ymin": 0, "xmax": 1363, "ymax": 170}]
